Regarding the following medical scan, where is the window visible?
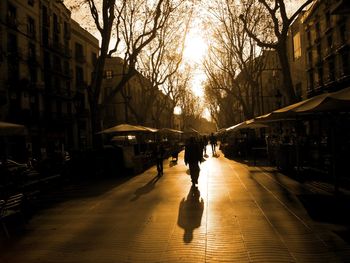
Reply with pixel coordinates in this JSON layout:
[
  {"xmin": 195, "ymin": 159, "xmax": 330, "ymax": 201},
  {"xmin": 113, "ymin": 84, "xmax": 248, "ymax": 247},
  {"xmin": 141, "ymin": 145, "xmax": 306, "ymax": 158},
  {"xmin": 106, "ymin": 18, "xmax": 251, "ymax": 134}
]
[
  {"xmin": 317, "ymin": 66, "xmax": 323, "ymax": 86},
  {"xmin": 75, "ymin": 43, "xmax": 85, "ymax": 62},
  {"xmin": 64, "ymin": 21, "xmax": 70, "ymax": 39},
  {"xmin": 325, "ymin": 12, "xmax": 331, "ymax": 28},
  {"xmin": 53, "ymin": 13, "xmax": 60, "ymax": 33},
  {"xmin": 307, "ymin": 50, "xmax": 312, "ymax": 66},
  {"xmin": 28, "ymin": 43, "xmax": 36, "ymax": 59},
  {"xmin": 27, "ymin": 16, "xmax": 35, "ymax": 38},
  {"xmin": 28, "ymin": 0, "xmax": 35, "ymax": 6},
  {"xmin": 76, "ymin": 66, "xmax": 84, "ymax": 85},
  {"xmin": 293, "ymin": 32, "xmax": 301, "ymax": 59},
  {"xmin": 307, "ymin": 30, "xmax": 311, "ymax": 43},
  {"xmin": 105, "ymin": 70, "xmax": 113, "ymax": 79},
  {"xmin": 341, "ymin": 51, "xmax": 349, "ymax": 75},
  {"xmin": 7, "ymin": 4, "xmax": 17, "ymax": 28},
  {"xmin": 91, "ymin": 52, "xmax": 97, "ymax": 65},
  {"xmin": 327, "ymin": 34, "xmax": 333, "ymax": 48},
  {"xmin": 42, "ymin": 6, "xmax": 49, "ymax": 26},
  {"xmin": 315, "ymin": 22, "xmax": 320, "ymax": 38},
  {"xmin": 328, "ymin": 60, "xmax": 335, "ymax": 81},
  {"xmin": 339, "ymin": 23, "xmax": 347, "ymax": 43},
  {"xmin": 295, "ymin": 83, "xmax": 302, "ymax": 100},
  {"xmin": 308, "ymin": 70, "xmax": 314, "ymax": 90}
]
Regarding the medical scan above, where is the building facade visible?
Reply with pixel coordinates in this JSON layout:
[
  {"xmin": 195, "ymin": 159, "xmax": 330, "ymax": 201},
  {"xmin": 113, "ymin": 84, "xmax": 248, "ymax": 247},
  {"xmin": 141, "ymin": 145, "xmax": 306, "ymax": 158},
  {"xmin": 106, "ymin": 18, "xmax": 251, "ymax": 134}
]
[
  {"xmin": 302, "ymin": 0, "xmax": 350, "ymax": 97},
  {"xmin": 287, "ymin": 11, "xmax": 308, "ymax": 101},
  {"xmin": 71, "ymin": 20, "xmax": 99, "ymax": 149},
  {"xmin": 0, "ymin": 0, "xmax": 99, "ymax": 160},
  {"xmin": 259, "ymin": 50, "xmax": 285, "ymax": 114},
  {"xmin": 101, "ymin": 57, "xmax": 176, "ymax": 130}
]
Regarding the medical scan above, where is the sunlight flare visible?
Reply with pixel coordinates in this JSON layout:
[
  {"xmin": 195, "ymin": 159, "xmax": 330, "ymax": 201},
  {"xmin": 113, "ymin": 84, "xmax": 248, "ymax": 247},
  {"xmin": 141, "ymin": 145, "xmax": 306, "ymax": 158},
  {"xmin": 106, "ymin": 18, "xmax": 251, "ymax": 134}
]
[{"xmin": 183, "ymin": 33, "xmax": 208, "ymax": 64}]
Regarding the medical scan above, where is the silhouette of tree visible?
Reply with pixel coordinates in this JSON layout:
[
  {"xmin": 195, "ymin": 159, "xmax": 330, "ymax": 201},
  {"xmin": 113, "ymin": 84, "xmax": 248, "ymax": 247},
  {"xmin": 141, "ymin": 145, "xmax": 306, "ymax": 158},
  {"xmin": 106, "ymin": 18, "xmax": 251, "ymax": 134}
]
[
  {"xmin": 239, "ymin": 0, "xmax": 313, "ymax": 105},
  {"xmin": 203, "ymin": 0, "xmax": 266, "ymax": 122},
  {"xmin": 66, "ymin": 0, "xmax": 190, "ymax": 146}
]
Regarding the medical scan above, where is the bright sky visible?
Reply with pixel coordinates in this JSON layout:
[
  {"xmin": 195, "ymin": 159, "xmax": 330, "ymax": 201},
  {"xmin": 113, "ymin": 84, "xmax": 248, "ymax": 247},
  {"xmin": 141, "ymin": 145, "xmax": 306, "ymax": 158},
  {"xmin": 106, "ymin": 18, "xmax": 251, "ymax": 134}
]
[
  {"xmin": 183, "ymin": 31, "xmax": 208, "ymax": 98},
  {"xmin": 182, "ymin": 28, "xmax": 210, "ymax": 119}
]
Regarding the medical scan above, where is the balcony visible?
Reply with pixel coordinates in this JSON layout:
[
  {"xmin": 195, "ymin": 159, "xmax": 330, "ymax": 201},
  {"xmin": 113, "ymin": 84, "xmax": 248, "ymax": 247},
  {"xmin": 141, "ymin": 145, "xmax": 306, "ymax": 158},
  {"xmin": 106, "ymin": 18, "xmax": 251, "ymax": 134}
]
[
  {"xmin": 336, "ymin": 42, "xmax": 349, "ymax": 53},
  {"xmin": 64, "ymin": 47, "xmax": 72, "ymax": 58},
  {"xmin": 324, "ymin": 74, "xmax": 336, "ymax": 87},
  {"xmin": 323, "ymin": 47, "xmax": 335, "ymax": 60},
  {"xmin": 337, "ymin": 66, "xmax": 350, "ymax": 82}
]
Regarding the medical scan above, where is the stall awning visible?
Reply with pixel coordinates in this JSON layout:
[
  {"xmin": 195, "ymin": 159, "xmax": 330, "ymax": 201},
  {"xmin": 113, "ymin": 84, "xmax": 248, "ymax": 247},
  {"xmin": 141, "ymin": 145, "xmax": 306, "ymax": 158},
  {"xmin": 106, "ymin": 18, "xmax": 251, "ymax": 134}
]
[
  {"xmin": 98, "ymin": 124, "xmax": 149, "ymax": 134},
  {"xmin": 226, "ymin": 119, "xmax": 269, "ymax": 133},
  {"xmin": 255, "ymin": 87, "xmax": 350, "ymax": 122},
  {"xmin": 0, "ymin": 121, "xmax": 27, "ymax": 136},
  {"xmin": 159, "ymin": 128, "xmax": 183, "ymax": 134}
]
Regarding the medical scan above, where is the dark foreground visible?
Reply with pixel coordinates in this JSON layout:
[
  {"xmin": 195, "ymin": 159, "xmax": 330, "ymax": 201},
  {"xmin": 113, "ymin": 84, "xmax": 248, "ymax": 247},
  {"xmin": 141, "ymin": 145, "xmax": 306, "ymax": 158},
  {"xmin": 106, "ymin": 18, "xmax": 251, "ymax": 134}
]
[{"xmin": 1, "ymin": 149, "xmax": 350, "ymax": 262}]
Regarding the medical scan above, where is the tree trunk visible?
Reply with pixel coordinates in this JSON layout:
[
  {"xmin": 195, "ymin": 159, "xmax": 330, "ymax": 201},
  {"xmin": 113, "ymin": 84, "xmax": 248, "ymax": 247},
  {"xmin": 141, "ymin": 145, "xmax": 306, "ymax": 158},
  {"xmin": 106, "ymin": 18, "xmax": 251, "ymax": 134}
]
[
  {"xmin": 88, "ymin": 48, "xmax": 109, "ymax": 148},
  {"xmin": 277, "ymin": 41, "xmax": 297, "ymax": 105}
]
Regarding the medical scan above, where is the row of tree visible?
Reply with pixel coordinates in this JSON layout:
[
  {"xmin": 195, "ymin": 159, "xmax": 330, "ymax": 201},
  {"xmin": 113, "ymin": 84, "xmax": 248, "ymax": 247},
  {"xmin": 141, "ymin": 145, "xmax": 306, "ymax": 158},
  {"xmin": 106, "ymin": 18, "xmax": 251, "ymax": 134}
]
[
  {"xmin": 65, "ymin": 0, "xmax": 313, "ymax": 142},
  {"xmin": 65, "ymin": 0, "xmax": 206, "ymax": 147},
  {"xmin": 202, "ymin": 0, "xmax": 313, "ymax": 128}
]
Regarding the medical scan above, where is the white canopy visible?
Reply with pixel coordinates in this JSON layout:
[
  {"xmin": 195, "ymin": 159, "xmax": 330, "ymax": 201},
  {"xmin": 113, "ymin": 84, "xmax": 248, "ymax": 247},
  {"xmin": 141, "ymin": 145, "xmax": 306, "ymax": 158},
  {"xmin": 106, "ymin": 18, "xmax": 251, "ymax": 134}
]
[{"xmin": 0, "ymin": 121, "xmax": 27, "ymax": 136}]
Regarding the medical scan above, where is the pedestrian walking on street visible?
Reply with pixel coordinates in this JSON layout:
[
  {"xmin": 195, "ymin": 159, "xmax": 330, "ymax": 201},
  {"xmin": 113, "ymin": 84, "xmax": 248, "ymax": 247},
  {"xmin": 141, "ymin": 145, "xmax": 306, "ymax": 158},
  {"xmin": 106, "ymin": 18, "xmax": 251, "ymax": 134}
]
[
  {"xmin": 184, "ymin": 137, "xmax": 202, "ymax": 186},
  {"xmin": 209, "ymin": 133, "xmax": 217, "ymax": 156},
  {"xmin": 201, "ymin": 135, "xmax": 208, "ymax": 157},
  {"xmin": 154, "ymin": 142, "xmax": 165, "ymax": 176}
]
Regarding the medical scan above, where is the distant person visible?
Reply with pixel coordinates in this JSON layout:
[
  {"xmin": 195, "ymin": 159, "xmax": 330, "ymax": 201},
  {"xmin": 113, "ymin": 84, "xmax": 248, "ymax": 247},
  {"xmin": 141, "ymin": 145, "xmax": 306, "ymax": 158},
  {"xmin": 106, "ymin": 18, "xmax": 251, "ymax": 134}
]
[
  {"xmin": 209, "ymin": 133, "xmax": 217, "ymax": 156},
  {"xmin": 154, "ymin": 142, "xmax": 165, "ymax": 176},
  {"xmin": 184, "ymin": 137, "xmax": 202, "ymax": 186},
  {"xmin": 201, "ymin": 136, "xmax": 208, "ymax": 157},
  {"xmin": 171, "ymin": 143, "xmax": 180, "ymax": 163}
]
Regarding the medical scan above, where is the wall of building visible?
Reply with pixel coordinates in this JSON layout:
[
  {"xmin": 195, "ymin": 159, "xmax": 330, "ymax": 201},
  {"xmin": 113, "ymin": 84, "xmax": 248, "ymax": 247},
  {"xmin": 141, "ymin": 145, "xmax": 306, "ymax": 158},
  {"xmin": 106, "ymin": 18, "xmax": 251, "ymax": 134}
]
[
  {"xmin": 302, "ymin": 0, "xmax": 350, "ymax": 97},
  {"xmin": 71, "ymin": 20, "xmax": 99, "ymax": 149},
  {"xmin": 101, "ymin": 57, "xmax": 176, "ymax": 129},
  {"xmin": 0, "ymin": 0, "xmax": 99, "ymax": 160}
]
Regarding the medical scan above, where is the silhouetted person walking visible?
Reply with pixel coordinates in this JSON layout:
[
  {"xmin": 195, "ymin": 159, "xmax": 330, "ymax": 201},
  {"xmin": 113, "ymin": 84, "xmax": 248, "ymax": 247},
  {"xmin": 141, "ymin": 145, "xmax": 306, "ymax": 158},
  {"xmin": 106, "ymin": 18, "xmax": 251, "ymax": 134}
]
[
  {"xmin": 184, "ymin": 137, "xmax": 202, "ymax": 186},
  {"xmin": 209, "ymin": 133, "xmax": 217, "ymax": 156},
  {"xmin": 154, "ymin": 142, "xmax": 165, "ymax": 176}
]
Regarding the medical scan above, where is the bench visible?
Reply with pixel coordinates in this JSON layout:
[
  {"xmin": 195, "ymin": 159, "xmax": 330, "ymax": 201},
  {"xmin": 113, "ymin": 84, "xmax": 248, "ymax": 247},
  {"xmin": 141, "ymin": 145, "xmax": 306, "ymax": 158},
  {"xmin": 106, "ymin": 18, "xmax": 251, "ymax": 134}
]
[{"xmin": 0, "ymin": 193, "xmax": 25, "ymax": 238}]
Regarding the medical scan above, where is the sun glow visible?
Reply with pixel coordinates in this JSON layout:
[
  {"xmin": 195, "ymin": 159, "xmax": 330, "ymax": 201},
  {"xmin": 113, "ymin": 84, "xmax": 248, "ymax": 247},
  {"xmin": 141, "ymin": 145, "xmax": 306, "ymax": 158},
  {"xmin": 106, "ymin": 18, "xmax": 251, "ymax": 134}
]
[{"xmin": 183, "ymin": 33, "xmax": 208, "ymax": 64}]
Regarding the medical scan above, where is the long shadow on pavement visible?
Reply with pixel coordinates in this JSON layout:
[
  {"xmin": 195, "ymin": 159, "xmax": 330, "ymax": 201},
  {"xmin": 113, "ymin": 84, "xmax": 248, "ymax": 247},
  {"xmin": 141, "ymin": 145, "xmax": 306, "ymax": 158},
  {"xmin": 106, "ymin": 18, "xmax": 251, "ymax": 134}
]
[
  {"xmin": 32, "ymin": 175, "xmax": 134, "ymax": 210},
  {"xmin": 177, "ymin": 185, "xmax": 204, "ymax": 243},
  {"xmin": 130, "ymin": 174, "xmax": 161, "ymax": 201}
]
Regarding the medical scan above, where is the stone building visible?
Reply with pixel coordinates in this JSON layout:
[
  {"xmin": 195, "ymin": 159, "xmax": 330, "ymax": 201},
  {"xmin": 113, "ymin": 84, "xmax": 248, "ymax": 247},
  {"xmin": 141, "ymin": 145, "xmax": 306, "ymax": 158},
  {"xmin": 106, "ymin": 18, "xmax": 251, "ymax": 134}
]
[
  {"xmin": 101, "ymin": 57, "xmax": 176, "ymax": 130},
  {"xmin": 0, "ymin": 0, "xmax": 99, "ymax": 160},
  {"xmin": 302, "ymin": 0, "xmax": 350, "ymax": 97},
  {"xmin": 287, "ymin": 11, "xmax": 308, "ymax": 101},
  {"xmin": 71, "ymin": 20, "xmax": 99, "ymax": 150}
]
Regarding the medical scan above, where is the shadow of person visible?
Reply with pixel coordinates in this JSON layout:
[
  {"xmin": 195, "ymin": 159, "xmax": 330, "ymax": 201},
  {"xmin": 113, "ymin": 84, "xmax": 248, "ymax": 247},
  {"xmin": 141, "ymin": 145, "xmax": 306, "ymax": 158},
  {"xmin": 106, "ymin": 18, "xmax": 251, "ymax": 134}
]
[
  {"xmin": 177, "ymin": 185, "xmax": 204, "ymax": 243},
  {"xmin": 130, "ymin": 175, "xmax": 160, "ymax": 201}
]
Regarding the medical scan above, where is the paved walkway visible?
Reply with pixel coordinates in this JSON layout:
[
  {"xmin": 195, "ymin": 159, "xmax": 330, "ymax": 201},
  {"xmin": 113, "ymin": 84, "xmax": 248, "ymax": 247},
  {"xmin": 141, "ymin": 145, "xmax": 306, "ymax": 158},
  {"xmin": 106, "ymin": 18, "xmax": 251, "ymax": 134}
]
[{"xmin": 1, "ymin": 148, "xmax": 350, "ymax": 262}]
